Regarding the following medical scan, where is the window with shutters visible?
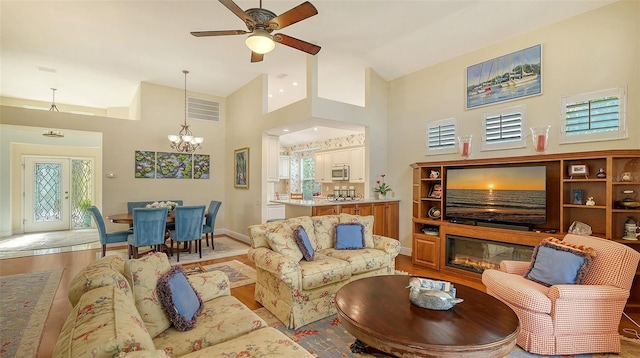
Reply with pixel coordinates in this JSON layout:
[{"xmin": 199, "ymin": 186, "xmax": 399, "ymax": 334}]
[
  {"xmin": 482, "ymin": 105, "xmax": 526, "ymax": 151},
  {"xmin": 561, "ymin": 87, "xmax": 627, "ymax": 144},
  {"xmin": 426, "ymin": 118, "xmax": 457, "ymax": 155}
]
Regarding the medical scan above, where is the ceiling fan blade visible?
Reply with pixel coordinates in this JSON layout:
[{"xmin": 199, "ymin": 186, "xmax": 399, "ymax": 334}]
[
  {"xmin": 273, "ymin": 33, "xmax": 321, "ymax": 55},
  {"xmin": 219, "ymin": 0, "xmax": 254, "ymax": 26},
  {"xmin": 191, "ymin": 30, "xmax": 249, "ymax": 37},
  {"xmin": 269, "ymin": 1, "xmax": 318, "ymax": 30},
  {"xmin": 251, "ymin": 52, "xmax": 264, "ymax": 63}
]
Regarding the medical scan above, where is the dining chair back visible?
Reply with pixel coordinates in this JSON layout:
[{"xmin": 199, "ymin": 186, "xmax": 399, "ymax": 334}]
[
  {"xmin": 170, "ymin": 205, "xmax": 206, "ymax": 262},
  {"xmin": 88, "ymin": 206, "xmax": 130, "ymax": 257},
  {"xmin": 202, "ymin": 200, "xmax": 222, "ymax": 249},
  {"xmin": 126, "ymin": 200, "xmax": 183, "ymax": 232},
  {"xmin": 127, "ymin": 207, "xmax": 168, "ymax": 258}
]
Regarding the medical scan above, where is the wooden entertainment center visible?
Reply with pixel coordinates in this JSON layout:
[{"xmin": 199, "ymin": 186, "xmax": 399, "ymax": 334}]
[{"xmin": 411, "ymin": 149, "xmax": 640, "ymax": 311}]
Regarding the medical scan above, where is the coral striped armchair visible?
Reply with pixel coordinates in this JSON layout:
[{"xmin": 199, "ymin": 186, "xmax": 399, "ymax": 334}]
[{"xmin": 482, "ymin": 234, "xmax": 640, "ymax": 356}]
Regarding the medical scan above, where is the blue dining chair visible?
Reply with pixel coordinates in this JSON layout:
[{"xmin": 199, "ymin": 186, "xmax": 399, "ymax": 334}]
[
  {"xmin": 170, "ymin": 205, "xmax": 206, "ymax": 262},
  {"xmin": 202, "ymin": 200, "xmax": 222, "ymax": 250},
  {"xmin": 127, "ymin": 207, "xmax": 168, "ymax": 259},
  {"xmin": 127, "ymin": 200, "xmax": 183, "ymax": 232},
  {"xmin": 88, "ymin": 206, "xmax": 130, "ymax": 257}
]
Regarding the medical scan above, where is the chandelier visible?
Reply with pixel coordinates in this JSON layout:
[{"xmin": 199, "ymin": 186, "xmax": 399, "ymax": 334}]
[{"xmin": 168, "ymin": 70, "xmax": 203, "ymax": 153}]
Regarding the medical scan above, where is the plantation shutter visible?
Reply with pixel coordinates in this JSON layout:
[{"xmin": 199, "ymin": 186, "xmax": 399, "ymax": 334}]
[
  {"xmin": 565, "ymin": 96, "xmax": 620, "ymax": 136},
  {"xmin": 427, "ymin": 123, "xmax": 456, "ymax": 150},
  {"xmin": 485, "ymin": 111, "xmax": 522, "ymax": 144}
]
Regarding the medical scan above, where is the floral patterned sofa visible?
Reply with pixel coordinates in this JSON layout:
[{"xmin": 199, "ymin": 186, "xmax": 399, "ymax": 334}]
[
  {"xmin": 54, "ymin": 252, "xmax": 314, "ymax": 357},
  {"xmin": 248, "ymin": 214, "xmax": 402, "ymax": 329}
]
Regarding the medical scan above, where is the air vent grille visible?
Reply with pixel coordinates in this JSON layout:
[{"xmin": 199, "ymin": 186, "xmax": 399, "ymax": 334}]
[{"xmin": 188, "ymin": 96, "xmax": 220, "ymax": 122}]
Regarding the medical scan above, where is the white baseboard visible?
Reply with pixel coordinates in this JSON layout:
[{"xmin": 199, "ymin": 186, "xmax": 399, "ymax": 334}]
[
  {"xmin": 399, "ymin": 247, "xmax": 412, "ymax": 257},
  {"xmin": 216, "ymin": 228, "xmax": 250, "ymax": 245}
]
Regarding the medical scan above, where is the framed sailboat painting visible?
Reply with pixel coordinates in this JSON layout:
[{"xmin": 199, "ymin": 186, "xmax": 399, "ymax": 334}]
[{"xmin": 466, "ymin": 44, "xmax": 542, "ymax": 109}]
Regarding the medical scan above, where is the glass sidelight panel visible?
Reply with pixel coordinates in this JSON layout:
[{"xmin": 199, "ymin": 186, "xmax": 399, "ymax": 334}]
[{"xmin": 71, "ymin": 159, "xmax": 93, "ymax": 228}]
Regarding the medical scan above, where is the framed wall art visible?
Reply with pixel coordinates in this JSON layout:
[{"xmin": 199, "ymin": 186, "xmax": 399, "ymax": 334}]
[
  {"xmin": 135, "ymin": 150, "xmax": 156, "ymax": 178},
  {"xmin": 234, "ymin": 147, "xmax": 249, "ymax": 189},
  {"xmin": 466, "ymin": 44, "xmax": 542, "ymax": 109},
  {"xmin": 193, "ymin": 154, "xmax": 210, "ymax": 179},
  {"xmin": 156, "ymin": 152, "xmax": 192, "ymax": 179}
]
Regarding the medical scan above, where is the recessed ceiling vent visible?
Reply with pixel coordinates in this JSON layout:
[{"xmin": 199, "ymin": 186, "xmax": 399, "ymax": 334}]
[{"xmin": 188, "ymin": 96, "xmax": 220, "ymax": 122}]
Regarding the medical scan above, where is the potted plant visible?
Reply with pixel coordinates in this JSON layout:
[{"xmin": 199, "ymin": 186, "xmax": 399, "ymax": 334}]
[
  {"xmin": 373, "ymin": 174, "xmax": 392, "ymax": 199},
  {"xmin": 78, "ymin": 199, "xmax": 92, "ymax": 227}
]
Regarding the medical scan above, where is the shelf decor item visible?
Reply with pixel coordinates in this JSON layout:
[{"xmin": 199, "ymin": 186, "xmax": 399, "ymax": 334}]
[
  {"xmin": 573, "ymin": 189, "xmax": 584, "ymax": 205},
  {"xmin": 428, "ymin": 184, "xmax": 442, "ymax": 199},
  {"xmin": 457, "ymin": 135, "xmax": 473, "ymax": 158},
  {"xmin": 569, "ymin": 164, "xmax": 589, "ymax": 179},
  {"xmin": 530, "ymin": 125, "xmax": 550, "ymax": 153},
  {"xmin": 428, "ymin": 207, "xmax": 441, "ymax": 219}
]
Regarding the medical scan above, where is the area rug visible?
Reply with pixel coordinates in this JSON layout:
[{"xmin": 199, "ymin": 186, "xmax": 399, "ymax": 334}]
[
  {"xmin": 0, "ymin": 269, "xmax": 64, "ymax": 357},
  {"xmin": 102, "ymin": 236, "xmax": 250, "ymax": 265},
  {"xmin": 253, "ymin": 308, "xmax": 640, "ymax": 358},
  {"xmin": 185, "ymin": 260, "xmax": 256, "ymax": 289}
]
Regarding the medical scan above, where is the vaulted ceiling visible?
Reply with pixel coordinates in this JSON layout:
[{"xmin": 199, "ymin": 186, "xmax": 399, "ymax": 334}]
[{"xmin": 1, "ymin": 1, "xmax": 614, "ymax": 110}]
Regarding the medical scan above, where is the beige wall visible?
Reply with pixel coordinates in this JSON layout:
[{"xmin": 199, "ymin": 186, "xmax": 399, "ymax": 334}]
[{"xmin": 387, "ymin": 1, "xmax": 640, "ymax": 250}]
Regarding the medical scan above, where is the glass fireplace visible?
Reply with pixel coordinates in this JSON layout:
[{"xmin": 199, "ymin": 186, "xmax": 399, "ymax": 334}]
[{"xmin": 446, "ymin": 234, "xmax": 534, "ymax": 274}]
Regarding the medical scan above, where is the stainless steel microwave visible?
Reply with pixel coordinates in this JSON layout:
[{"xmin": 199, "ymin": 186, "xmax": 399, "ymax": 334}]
[{"xmin": 331, "ymin": 165, "xmax": 349, "ymax": 181}]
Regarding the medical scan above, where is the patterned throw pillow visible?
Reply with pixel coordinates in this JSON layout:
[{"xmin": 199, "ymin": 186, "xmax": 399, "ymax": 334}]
[
  {"xmin": 525, "ymin": 237, "xmax": 596, "ymax": 287},
  {"xmin": 265, "ymin": 223, "xmax": 304, "ymax": 261},
  {"xmin": 157, "ymin": 265, "xmax": 203, "ymax": 331},
  {"xmin": 124, "ymin": 252, "xmax": 172, "ymax": 337},
  {"xmin": 339, "ymin": 213, "xmax": 374, "ymax": 248},
  {"xmin": 293, "ymin": 225, "xmax": 315, "ymax": 261},
  {"xmin": 335, "ymin": 223, "xmax": 365, "ymax": 250}
]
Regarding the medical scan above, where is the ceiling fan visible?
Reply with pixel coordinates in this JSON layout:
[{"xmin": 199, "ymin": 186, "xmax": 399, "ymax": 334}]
[{"xmin": 191, "ymin": 0, "xmax": 321, "ymax": 63}]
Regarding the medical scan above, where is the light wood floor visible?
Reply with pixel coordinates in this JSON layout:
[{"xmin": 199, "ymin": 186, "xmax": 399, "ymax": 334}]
[{"xmin": 1, "ymin": 242, "xmax": 639, "ymax": 357}]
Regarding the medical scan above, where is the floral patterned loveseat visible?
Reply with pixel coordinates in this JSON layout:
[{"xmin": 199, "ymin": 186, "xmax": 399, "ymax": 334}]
[
  {"xmin": 54, "ymin": 252, "xmax": 314, "ymax": 357},
  {"xmin": 248, "ymin": 214, "xmax": 401, "ymax": 329}
]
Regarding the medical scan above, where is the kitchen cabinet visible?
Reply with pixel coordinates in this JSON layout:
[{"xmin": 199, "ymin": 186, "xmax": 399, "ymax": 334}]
[
  {"xmin": 349, "ymin": 147, "xmax": 365, "ymax": 183},
  {"xmin": 340, "ymin": 203, "xmax": 372, "ymax": 216},
  {"xmin": 331, "ymin": 150, "xmax": 350, "ymax": 166},
  {"xmin": 279, "ymin": 156, "xmax": 290, "ymax": 179},
  {"xmin": 373, "ymin": 201, "xmax": 399, "ymax": 239},
  {"xmin": 314, "ymin": 152, "xmax": 332, "ymax": 183},
  {"xmin": 312, "ymin": 205, "xmax": 339, "ymax": 216},
  {"xmin": 266, "ymin": 204, "xmax": 285, "ymax": 221},
  {"xmin": 267, "ymin": 135, "xmax": 279, "ymax": 182}
]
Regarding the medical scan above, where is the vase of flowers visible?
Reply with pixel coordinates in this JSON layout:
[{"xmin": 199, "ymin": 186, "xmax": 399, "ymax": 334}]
[{"xmin": 373, "ymin": 174, "xmax": 392, "ymax": 200}]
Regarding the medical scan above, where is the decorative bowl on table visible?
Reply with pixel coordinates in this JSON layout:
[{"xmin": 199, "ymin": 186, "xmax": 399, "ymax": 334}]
[{"xmin": 407, "ymin": 277, "xmax": 463, "ymax": 310}]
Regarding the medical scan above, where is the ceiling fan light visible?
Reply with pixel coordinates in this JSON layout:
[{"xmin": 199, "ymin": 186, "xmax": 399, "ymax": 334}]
[{"xmin": 246, "ymin": 30, "xmax": 275, "ymax": 54}]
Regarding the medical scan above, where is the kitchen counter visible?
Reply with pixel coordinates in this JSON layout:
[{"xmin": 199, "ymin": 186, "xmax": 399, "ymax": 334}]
[
  {"xmin": 270, "ymin": 198, "xmax": 400, "ymax": 238},
  {"xmin": 271, "ymin": 198, "xmax": 399, "ymax": 207}
]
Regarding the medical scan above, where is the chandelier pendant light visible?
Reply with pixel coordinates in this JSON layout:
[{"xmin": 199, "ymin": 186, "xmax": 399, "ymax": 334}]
[
  {"xmin": 49, "ymin": 88, "xmax": 59, "ymax": 112},
  {"xmin": 168, "ymin": 70, "xmax": 204, "ymax": 153}
]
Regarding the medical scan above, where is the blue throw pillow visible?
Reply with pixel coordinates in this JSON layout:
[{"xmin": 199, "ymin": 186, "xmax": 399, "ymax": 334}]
[
  {"xmin": 335, "ymin": 223, "xmax": 365, "ymax": 250},
  {"xmin": 294, "ymin": 225, "xmax": 315, "ymax": 261},
  {"xmin": 525, "ymin": 239, "xmax": 593, "ymax": 287},
  {"xmin": 157, "ymin": 265, "xmax": 203, "ymax": 331}
]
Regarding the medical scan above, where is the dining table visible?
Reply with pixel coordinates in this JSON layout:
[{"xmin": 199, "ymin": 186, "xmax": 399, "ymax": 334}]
[
  {"xmin": 107, "ymin": 210, "xmax": 208, "ymax": 256},
  {"xmin": 107, "ymin": 212, "xmax": 175, "ymax": 224}
]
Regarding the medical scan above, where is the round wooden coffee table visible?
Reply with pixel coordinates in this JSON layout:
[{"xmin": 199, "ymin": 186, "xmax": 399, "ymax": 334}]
[{"xmin": 335, "ymin": 275, "xmax": 519, "ymax": 357}]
